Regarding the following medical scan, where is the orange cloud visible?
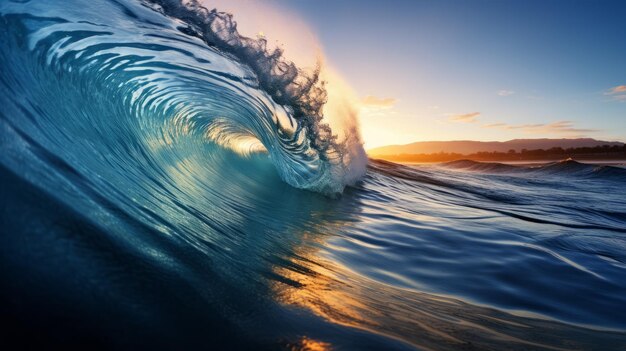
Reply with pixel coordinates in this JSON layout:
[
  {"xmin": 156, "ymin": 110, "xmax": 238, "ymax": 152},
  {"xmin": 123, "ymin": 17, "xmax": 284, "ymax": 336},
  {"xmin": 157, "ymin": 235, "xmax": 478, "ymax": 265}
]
[
  {"xmin": 484, "ymin": 120, "xmax": 598, "ymax": 135},
  {"xmin": 450, "ymin": 112, "xmax": 480, "ymax": 123},
  {"xmin": 605, "ymin": 85, "xmax": 626, "ymax": 101},
  {"xmin": 610, "ymin": 85, "xmax": 626, "ymax": 93},
  {"xmin": 361, "ymin": 95, "xmax": 397, "ymax": 108},
  {"xmin": 484, "ymin": 123, "xmax": 507, "ymax": 128}
]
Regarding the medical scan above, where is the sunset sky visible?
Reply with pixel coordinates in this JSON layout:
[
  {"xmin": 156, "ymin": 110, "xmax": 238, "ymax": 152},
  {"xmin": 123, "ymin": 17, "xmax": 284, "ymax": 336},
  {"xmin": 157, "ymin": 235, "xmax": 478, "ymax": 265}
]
[{"xmin": 209, "ymin": 0, "xmax": 626, "ymax": 149}]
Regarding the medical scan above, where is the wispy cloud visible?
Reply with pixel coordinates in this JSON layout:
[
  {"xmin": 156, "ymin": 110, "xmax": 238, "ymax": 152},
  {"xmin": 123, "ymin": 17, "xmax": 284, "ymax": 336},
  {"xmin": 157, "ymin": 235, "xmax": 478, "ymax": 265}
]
[
  {"xmin": 484, "ymin": 120, "xmax": 598, "ymax": 136},
  {"xmin": 484, "ymin": 123, "xmax": 507, "ymax": 128},
  {"xmin": 497, "ymin": 90, "xmax": 515, "ymax": 96},
  {"xmin": 361, "ymin": 95, "xmax": 397, "ymax": 108},
  {"xmin": 606, "ymin": 85, "xmax": 626, "ymax": 101},
  {"xmin": 449, "ymin": 112, "xmax": 480, "ymax": 123}
]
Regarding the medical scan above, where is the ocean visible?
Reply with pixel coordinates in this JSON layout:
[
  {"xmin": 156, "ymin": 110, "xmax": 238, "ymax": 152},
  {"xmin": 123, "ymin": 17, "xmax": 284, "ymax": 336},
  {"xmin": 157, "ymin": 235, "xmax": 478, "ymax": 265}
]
[{"xmin": 1, "ymin": 0, "xmax": 626, "ymax": 349}]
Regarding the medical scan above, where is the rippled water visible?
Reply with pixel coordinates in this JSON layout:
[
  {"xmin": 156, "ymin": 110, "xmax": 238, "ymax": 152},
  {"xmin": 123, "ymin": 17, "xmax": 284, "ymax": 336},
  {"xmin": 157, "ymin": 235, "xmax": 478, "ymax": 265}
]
[{"xmin": 2, "ymin": 0, "xmax": 626, "ymax": 350}]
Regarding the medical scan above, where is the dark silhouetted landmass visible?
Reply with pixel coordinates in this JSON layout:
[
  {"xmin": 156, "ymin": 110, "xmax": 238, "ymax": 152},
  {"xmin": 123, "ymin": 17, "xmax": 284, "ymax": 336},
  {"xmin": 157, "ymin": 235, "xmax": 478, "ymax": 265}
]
[
  {"xmin": 373, "ymin": 145, "xmax": 626, "ymax": 163},
  {"xmin": 369, "ymin": 138, "xmax": 624, "ymax": 156}
]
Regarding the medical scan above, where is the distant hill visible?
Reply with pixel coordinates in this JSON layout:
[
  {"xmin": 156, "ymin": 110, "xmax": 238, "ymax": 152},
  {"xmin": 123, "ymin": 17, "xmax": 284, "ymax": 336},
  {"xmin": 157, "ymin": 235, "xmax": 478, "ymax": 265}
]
[{"xmin": 368, "ymin": 138, "xmax": 624, "ymax": 156}]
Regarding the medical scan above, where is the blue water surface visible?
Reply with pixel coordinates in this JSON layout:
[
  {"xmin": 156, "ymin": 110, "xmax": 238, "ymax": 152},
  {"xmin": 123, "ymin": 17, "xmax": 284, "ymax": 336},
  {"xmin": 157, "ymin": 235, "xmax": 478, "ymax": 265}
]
[{"xmin": 1, "ymin": 0, "xmax": 626, "ymax": 350}]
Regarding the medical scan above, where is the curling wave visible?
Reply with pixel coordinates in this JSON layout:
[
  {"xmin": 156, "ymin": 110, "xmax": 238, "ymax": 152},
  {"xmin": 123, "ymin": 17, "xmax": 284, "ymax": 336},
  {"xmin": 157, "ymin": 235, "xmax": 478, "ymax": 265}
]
[{"xmin": 0, "ymin": 0, "xmax": 365, "ymax": 195}]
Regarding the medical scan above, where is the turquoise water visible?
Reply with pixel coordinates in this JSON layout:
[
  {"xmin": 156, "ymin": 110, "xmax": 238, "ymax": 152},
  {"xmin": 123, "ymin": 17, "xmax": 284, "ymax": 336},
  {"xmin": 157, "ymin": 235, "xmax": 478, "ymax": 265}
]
[{"xmin": 1, "ymin": 1, "xmax": 626, "ymax": 349}]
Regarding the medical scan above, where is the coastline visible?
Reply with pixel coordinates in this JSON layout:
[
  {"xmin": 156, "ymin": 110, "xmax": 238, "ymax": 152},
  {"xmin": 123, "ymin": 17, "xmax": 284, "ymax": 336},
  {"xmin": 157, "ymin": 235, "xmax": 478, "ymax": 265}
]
[{"xmin": 375, "ymin": 158, "xmax": 626, "ymax": 168}]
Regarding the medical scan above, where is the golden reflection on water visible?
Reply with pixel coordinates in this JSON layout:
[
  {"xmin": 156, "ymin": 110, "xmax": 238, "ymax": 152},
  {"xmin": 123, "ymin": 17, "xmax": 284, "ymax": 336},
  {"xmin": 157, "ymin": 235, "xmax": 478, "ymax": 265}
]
[
  {"xmin": 270, "ymin": 230, "xmax": 626, "ymax": 351},
  {"xmin": 272, "ymin": 245, "xmax": 377, "ymax": 331},
  {"xmin": 286, "ymin": 336, "xmax": 332, "ymax": 351}
]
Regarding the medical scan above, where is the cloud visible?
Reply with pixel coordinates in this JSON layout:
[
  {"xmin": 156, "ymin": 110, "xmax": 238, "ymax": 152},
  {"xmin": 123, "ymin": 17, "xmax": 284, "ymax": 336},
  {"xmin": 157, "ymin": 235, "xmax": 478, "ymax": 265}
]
[
  {"xmin": 361, "ymin": 95, "xmax": 397, "ymax": 108},
  {"xmin": 449, "ymin": 112, "xmax": 480, "ymax": 123},
  {"xmin": 497, "ymin": 90, "xmax": 515, "ymax": 96},
  {"xmin": 606, "ymin": 85, "xmax": 626, "ymax": 101},
  {"xmin": 484, "ymin": 120, "xmax": 599, "ymax": 135},
  {"xmin": 484, "ymin": 123, "xmax": 507, "ymax": 128},
  {"xmin": 609, "ymin": 85, "xmax": 626, "ymax": 93}
]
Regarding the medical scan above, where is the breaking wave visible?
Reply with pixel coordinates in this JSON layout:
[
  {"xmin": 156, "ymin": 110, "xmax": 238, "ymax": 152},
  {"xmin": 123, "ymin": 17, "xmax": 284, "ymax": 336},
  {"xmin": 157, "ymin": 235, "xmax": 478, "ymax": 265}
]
[{"xmin": 0, "ymin": 0, "xmax": 365, "ymax": 195}]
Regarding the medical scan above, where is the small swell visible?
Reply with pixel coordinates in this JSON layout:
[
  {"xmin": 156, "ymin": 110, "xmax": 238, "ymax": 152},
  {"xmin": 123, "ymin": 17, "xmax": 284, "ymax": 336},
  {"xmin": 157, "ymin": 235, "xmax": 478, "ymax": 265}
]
[
  {"xmin": 440, "ymin": 159, "xmax": 522, "ymax": 173},
  {"xmin": 535, "ymin": 159, "xmax": 626, "ymax": 180},
  {"xmin": 439, "ymin": 158, "xmax": 626, "ymax": 181}
]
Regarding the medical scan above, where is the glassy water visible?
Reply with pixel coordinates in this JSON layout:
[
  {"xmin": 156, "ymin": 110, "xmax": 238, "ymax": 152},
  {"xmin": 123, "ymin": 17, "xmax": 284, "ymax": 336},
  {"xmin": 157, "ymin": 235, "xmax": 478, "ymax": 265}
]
[{"xmin": 1, "ymin": 0, "xmax": 625, "ymax": 349}]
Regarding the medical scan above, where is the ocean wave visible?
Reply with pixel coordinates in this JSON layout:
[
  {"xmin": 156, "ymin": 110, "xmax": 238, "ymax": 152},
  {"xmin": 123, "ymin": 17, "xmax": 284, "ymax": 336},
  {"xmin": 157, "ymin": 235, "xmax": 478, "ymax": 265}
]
[{"xmin": 0, "ymin": 0, "xmax": 365, "ymax": 195}]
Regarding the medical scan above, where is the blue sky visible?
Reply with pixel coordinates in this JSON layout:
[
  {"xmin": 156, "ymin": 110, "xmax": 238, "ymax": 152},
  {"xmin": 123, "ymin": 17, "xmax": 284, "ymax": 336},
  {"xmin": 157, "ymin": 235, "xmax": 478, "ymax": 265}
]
[{"xmin": 213, "ymin": 0, "xmax": 626, "ymax": 148}]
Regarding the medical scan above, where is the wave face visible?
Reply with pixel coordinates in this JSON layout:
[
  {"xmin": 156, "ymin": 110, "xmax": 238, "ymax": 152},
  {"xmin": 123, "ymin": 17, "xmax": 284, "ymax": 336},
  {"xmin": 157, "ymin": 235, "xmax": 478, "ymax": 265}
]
[{"xmin": 2, "ymin": 1, "xmax": 626, "ymax": 350}]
